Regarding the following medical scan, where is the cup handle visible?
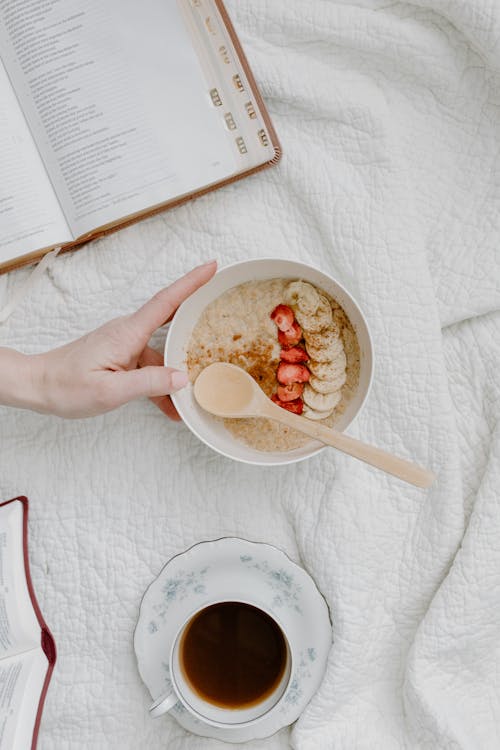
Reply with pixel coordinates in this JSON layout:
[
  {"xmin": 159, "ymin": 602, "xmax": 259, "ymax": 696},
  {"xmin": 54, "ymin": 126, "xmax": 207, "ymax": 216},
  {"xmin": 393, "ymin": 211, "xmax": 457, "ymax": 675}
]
[{"xmin": 149, "ymin": 690, "xmax": 178, "ymax": 718}]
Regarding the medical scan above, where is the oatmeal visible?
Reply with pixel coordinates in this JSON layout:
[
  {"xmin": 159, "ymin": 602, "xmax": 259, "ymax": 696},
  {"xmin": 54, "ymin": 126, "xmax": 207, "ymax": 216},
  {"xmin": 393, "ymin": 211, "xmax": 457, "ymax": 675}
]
[{"xmin": 186, "ymin": 278, "xmax": 360, "ymax": 452}]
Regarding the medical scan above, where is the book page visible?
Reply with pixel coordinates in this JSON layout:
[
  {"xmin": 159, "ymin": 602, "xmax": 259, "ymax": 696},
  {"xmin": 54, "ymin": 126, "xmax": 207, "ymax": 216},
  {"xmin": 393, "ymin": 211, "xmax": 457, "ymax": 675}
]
[
  {"xmin": 0, "ymin": 502, "xmax": 40, "ymax": 660},
  {"xmin": 0, "ymin": 649, "xmax": 48, "ymax": 750},
  {"xmin": 0, "ymin": 58, "xmax": 71, "ymax": 264},
  {"xmin": 0, "ymin": 0, "xmax": 238, "ymax": 238}
]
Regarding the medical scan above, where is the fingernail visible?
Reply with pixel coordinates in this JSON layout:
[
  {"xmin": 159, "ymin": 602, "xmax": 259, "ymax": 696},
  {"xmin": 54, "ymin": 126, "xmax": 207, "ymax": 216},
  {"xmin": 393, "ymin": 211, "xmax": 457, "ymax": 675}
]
[
  {"xmin": 201, "ymin": 259, "xmax": 217, "ymax": 266},
  {"xmin": 171, "ymin": 371, "xmax": 189, "ymax": 390}
]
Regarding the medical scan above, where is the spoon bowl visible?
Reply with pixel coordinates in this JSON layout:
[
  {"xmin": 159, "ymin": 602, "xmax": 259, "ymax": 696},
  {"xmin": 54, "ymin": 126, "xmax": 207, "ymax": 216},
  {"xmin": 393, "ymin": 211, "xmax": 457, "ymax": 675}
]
[
  {"xmin": 193, "ymin": 363, "xmax": 435, "ymax": 489},
  {"xmin": 193, "ymin": 362, "xmax": 266, "ymax": 418}
]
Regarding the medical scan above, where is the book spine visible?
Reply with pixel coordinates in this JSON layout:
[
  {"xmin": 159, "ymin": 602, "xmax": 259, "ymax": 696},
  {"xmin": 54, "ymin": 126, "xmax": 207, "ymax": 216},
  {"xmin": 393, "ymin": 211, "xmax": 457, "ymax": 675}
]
[
  {"xmin": 0, "ymin": 497, "xmax": 57, "ymax": 750},
  {"xmin": 41, "ymin": 628, "xmax": 56, "ymax": 665}
]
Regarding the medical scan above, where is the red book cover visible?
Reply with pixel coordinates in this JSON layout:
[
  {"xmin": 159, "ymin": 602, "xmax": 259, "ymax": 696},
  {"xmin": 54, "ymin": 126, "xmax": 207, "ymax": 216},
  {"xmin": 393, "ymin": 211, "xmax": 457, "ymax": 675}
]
[{"xmin": 0, "ymin": 497, "xmax": 56, "ymax": 750}]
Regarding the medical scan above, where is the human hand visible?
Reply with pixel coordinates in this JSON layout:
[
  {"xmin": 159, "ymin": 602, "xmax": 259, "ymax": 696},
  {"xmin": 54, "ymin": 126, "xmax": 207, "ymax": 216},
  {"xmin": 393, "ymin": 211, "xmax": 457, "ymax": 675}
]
[{"xmin": 22, "ymin": 260, "xmax": 216, "ymax": 419}]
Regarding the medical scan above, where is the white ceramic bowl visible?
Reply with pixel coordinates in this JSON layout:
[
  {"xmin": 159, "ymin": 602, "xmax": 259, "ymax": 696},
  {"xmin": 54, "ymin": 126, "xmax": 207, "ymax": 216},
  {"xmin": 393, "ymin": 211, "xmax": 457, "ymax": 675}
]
[{"xmin": 164, "ymin": 258, "xmax": 374, "ymax": 466}]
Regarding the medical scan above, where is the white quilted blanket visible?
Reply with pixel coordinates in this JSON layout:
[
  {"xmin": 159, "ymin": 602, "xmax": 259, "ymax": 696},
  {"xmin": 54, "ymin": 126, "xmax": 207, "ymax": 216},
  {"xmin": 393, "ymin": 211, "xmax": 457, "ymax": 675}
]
[{"xmin": 1, "ymin": 1, "xmax": 499, "ymax": 748}]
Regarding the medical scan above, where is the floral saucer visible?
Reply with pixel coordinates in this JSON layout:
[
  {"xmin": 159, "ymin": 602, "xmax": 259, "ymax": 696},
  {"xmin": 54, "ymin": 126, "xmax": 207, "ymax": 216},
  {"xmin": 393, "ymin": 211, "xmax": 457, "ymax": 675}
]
[{"xmin": 134, "ymin": 538, "xmax": 332, "ymax": 743}]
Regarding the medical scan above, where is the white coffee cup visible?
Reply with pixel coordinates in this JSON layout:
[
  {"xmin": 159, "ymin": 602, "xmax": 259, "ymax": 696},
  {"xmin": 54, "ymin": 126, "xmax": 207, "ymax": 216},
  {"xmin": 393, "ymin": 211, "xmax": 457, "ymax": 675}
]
[{"xmin": 149, "ymin": 598, "xmax": 293, "ymax": 727}]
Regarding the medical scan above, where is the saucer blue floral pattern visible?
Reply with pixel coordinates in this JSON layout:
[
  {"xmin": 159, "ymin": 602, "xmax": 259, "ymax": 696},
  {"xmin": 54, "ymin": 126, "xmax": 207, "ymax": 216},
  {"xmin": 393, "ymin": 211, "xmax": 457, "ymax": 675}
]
[
  {"xmin": 239, "ymin": 555, "xmax": 303, "ymax": 614},
  {"xmin": 134, "ymin": 538, "xmax": 332, "ymax": 743}
]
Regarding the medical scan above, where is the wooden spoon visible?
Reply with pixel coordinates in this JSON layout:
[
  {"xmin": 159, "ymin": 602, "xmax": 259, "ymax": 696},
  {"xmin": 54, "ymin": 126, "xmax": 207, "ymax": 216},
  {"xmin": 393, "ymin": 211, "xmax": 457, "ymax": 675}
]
[{"xmin": 193, "ymin": 363, "xmax": 435, "ymax": 489}]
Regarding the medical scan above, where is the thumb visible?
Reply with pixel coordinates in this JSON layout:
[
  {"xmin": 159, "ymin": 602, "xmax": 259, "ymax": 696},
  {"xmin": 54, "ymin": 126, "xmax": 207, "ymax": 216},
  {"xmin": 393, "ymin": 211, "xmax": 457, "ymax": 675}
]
[{"xmin": 114, "ymin": 366, "xmax": 189, "ymax": 403}]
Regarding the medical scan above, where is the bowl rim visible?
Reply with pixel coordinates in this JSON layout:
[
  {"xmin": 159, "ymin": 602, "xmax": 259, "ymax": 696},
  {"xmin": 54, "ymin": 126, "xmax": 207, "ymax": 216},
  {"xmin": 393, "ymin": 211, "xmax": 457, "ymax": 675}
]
[{"xmin": 165, "ymin": 257, "xmax": 374, "ymax": 466}]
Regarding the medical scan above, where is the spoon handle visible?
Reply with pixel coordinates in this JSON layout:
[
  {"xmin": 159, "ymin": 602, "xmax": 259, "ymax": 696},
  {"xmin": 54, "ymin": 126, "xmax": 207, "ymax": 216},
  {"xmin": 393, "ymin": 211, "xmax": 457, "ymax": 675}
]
[{"xmin": 262, "ymin": 402, "xmax": 435, "ymax": 489}]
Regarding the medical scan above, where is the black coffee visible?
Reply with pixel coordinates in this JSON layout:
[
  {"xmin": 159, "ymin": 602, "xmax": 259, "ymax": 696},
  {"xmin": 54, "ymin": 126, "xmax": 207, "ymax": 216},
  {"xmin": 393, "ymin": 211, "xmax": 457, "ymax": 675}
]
[{"xmin": 180, "ymin": 602, "xmax": 287, "ymax": 708}]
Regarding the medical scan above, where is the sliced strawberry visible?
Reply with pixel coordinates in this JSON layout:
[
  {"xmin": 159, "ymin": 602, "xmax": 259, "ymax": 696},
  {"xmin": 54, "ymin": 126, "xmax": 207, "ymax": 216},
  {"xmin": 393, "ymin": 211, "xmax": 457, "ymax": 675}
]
[
  {"xmin": 270, "ymin": 304, "xmax": 295, "ymax": 332},
  {"xmin": 280, "ymin": 346, "xmax": 308, "ymax": 364},
  {"xmin": 278, "ymin": 321, "xmax": 302, "ymax": 347},
  {"xmin": 271, "ymin": 394, "xmax": 304, "ymax": 415},
  {"xmin": 283, "ymin": 397, "xmax": 304, "ymax": 414},
  {"xmin": 277, "ymin": 383, "xmax": 304, "ymax": 402},
  {"xmin": 277, "ymin": 362, "xmax": 310, "ymax": 385}
]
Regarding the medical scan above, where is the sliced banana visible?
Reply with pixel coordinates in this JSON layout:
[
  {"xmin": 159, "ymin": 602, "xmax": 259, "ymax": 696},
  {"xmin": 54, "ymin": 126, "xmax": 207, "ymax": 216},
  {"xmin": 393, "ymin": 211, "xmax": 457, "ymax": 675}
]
[
  {"xmin": 308, "ymin": 351, "xmax": 347, "ymax": 381},
  {"xmin": 303, "ymin": 385, "xmax": 342, "ymax": 412},
  {"xmin": 304, "ymin": 324, "xmax": 343, "ymax": 362},
  {"xmin": 303, "ymin": 405, "xmax": 334, "ymax": 421},
  {"xmin": 309, "ymin": 374, "xmax": 345, "ymax": 394},
  {"xmin": 284, "ymin": 281, "xmax": 320, "ymax": 316},
  {"xmin": 295, "ymin": 294, "xmax": 333, "ymax": 334},
  {"xmin": 304, "ymin": 322, "xmax": 341, "ymax": 350}
]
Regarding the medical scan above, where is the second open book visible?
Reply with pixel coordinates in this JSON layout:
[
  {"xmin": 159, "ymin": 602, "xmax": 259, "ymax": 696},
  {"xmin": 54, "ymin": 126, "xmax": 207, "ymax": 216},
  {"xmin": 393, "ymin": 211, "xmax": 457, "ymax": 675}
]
[
  {"xmin": 0, "ymin": 0, "xmax": 280, "ymax": 273},
  {"xmin": 0, "ymin": 498, "xmax": 55, "ymax": 750}
]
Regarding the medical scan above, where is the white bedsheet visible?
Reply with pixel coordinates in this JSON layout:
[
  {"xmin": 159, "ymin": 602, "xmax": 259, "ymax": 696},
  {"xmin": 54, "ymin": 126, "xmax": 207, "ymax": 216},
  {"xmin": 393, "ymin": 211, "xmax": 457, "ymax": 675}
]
[{"xmin": 1, "ymin": 1, "xmax": 499, "ymax": 748}]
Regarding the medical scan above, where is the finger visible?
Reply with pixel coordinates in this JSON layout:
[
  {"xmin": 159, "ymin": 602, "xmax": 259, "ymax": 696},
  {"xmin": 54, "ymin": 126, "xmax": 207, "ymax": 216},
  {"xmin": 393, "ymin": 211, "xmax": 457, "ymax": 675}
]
[
  {"xmin": 131, "ymin": 260, "xmax": 217, "ymax": 337},
  {"xmin": 138, "ymin": 345, "xmax": 165, "ymax": 368},
  {"xmin": 139, "ymin": 347, "xmax": 182, "ymax": 420},
  {"xmin": 112, "ymin": 366, "xmax": 189, "ymax": 405}
]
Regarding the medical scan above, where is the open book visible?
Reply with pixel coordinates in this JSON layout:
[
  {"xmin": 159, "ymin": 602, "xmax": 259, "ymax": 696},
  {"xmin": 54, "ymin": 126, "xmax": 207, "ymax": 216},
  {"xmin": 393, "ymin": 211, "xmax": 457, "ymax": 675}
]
[
  {"xmin": 0, "ymin": 498, "xmax": 56, "ymax": 750},
  {"xmin": 0, "ymin": 0, "xmax": 280, "ymax": 274}
]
